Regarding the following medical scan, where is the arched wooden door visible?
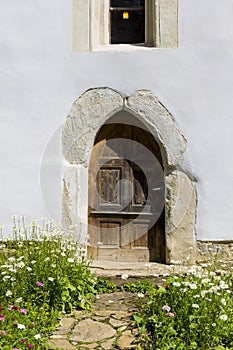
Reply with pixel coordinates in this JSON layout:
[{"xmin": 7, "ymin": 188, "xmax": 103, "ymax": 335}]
[{"xmin": 88, "ymin": 123, "xmax": 165, "ymax": 262}]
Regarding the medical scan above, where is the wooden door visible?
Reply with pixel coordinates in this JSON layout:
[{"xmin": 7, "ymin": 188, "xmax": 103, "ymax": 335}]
[{"xmin": 88, "ymin": 123, "xmax": 165, "ymax": 262}]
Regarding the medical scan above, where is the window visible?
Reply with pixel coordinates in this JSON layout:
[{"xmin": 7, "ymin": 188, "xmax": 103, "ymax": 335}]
[
  {"xmin": 110, "ymin": 0, "xmax": 145, "ymax": 44},
  {"xmin": 73, "ymin": 0, "xmax": 178, "ymax": 52}
]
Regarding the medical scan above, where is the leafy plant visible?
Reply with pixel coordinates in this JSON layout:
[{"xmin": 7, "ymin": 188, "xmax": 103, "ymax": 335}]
[
  {"xmin": 0, "ymin": 216, "xmax": 116, "ymax": 348},
  {"xmin": 121, "ymin": 279, "xmax": 153, "ymax": 294},
  {"xmin": 134, "ymin": 265, "xmax": 233, "ymax": 349}
]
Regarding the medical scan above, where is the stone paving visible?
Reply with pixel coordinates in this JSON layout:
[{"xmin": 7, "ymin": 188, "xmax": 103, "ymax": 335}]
[
  {"xmin": 49, "ymin": 260, "xmax": 183, "ymax": 350},
  {"xmin": 49, "ymin": 292, "xmax": 140, "ymax": 350}
]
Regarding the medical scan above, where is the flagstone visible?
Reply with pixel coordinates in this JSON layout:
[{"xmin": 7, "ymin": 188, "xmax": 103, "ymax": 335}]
[{"xmin": 70, "ymin": 319, "xmax": 116, "ymax": 343}]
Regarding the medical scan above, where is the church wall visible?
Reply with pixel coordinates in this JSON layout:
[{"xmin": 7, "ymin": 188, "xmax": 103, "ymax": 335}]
[{"xmin": 0, "ymin": 0, "xmax": 232, "ymax": 241}]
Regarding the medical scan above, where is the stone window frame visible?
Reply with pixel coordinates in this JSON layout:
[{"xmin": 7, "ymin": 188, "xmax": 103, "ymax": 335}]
[
  {"xmin": 73, "ymin": 0, "xmax": 178, "ymax": 52},
  {"xmin": 61, "ymin": 88, "xmax": 197, "ymax": 263}
]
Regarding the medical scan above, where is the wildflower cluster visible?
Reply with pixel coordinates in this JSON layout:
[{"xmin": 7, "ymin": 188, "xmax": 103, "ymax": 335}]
[
  {"xmin": 134, "ymin": 263, "xmax": 233, "ymax": 349},
  {"xmin": 0, "ymin": 216, "xmax": 113, "ymax": 348},
  {"xmin": 0, "ymin": 302, "xmax": 47, "ymax": 349}
]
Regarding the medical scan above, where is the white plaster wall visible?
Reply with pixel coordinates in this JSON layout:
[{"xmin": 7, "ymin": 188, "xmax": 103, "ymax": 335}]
[{"xmin": 0, "ymin": 0, "xmax": 233, "ymax": 240}]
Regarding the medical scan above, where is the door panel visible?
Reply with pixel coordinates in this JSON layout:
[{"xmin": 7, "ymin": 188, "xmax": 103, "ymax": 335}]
[
  {"xmin": 98, "ymin": 167, "xmax": 121, "ymax": 206},
  {"xmin": 88, "ymin": 123, "xmax": 165, "ymax": 262},
  {"xmin": 100, "ymin": 221, "xmax": 121, "ymax": 247}
]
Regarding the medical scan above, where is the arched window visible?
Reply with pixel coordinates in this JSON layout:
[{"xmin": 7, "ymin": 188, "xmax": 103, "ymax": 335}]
[{"xmin": 73, "ymin": 0, "xmax": 178, "ymax": 52}]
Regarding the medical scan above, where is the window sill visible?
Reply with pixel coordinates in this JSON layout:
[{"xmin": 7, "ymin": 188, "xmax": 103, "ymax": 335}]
[{"xmin": 92, "ymin": 43, "xmax": 155, "ymax": 52}]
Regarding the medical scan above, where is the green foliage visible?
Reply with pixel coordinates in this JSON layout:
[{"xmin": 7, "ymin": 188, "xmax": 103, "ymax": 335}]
[
  {"xmin": 134, "ymin": 265, "xmax": 233, "ymax": 349},
  {"xmin": 94, "ymin": 277, "xmax": 117, "ymax": 294},
  {"xmin": 122, "ymin": 279, "xmax": 153, "ymax": 294},
  {"xmin": 0, "ymin": 217, "xmax": 115, "ymax": 348}
]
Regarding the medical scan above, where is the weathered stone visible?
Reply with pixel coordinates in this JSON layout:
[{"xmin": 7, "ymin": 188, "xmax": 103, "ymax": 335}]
[
  {"xmin": 101, "ymin": 338, "xmax": 115, "ymax": 350},
  {"xmin": 62, "ymin": 88, "xmax": 196, "ymax": 264},
  {"xmin": 79, "ymin": 343, "xmax": 99, "ymax": 349},
  {"xmin": 117, "ymin": 330, "xmax": 136, "ymax": 349},
  {"xmin": 54, "ymin": 317, "xmax": 76, "ymax": 335},
  {"xmin": 158, "ymin": 0, "xmax": 178, "ymax": 48},
  {"xmin": 94, "ymin": 310, "xmax": 115, "ymax": 317},
  {"xmin": 62, "ymin": 88, "xmax": 186, "ymax": 168},
  {"xmin": 166, "ymin": 170, "xmax": 197, "ymax": 263},
  {"xmin": 92, "ymin": 315, "xmax": 108, "ymax": 321},
  {"xmin": 70, "ymin": 319, "xmax": 116, "ymax": 343},
  {"xmin": 109, "ymin": 317, "xmax": 128, "ymax": 328},
  {"xmin": 112, "ymin": 311, "xmax": 132, "ymax": 319},
  {"xmin": 48, "ymin": 338, "xmax": 76, "ymax": 349},
  {"xmin": 126, "ymin": 90, "xmax": 187, "ymax": 167},
  {"xmin": 50, "ymin": 334, "xmax": 67, "ymax": 340},
  {"xmin": 62, "ymin": 88, "xmax": 124, "ymax": 165},
  {"xmin": 73, "ymin": 310, "xmax": 85, "ymax": 318},
  {"xmin": 197, "ymin": 241, "xmax": 233, "ymax": 261}
]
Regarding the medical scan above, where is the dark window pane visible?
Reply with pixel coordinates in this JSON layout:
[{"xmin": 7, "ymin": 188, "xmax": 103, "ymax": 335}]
[
  {"xmin": 110, "ymin": 8, "xmax": 145, "ymax": 44},
  {"xmin": 110, "ymin": 0, "xmax": 144, "ymax": 8}
]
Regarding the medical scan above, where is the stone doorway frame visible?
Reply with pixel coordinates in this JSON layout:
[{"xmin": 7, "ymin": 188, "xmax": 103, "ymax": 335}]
[{"xmin": 61, "ymin": 88, "xmax": 197, "ymax": 263}]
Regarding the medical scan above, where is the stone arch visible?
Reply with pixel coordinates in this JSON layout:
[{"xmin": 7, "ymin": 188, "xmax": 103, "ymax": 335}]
[
  {"xmin": 62, "ymin": 87, "xmax": 186, "ymax": 169},
  {"xmin": 62, "ymin": 88, "xmax": 196, "ymax": 263}
]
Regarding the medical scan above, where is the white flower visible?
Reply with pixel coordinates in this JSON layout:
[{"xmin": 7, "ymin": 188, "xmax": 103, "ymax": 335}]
[
  {"xmin": 17, "ymin": 323, "xmax": 25, "ymax": 329},
  {"xmin": 173, "ymin": 282, "xmax": 181, "ymax": 287},
  {"xmin": 48, "ymin": 277, "xmax": 54, "ymax": 282},
  {"xmin": 61, "ymin": 252, "xmax": 66, "ymax": 257},
  {"xmin": 9, "ymin": 268, "xmax": 16, "ymax": 273},
  {"xmin": 31, "ymin": 260, "xmax": 36, "ymax": 265},
  {"xmin": 3, "ymin": 276, "xmax": 11, "ymax": 280},
  {"xmin": 121, "ymin": 273, "xmax": 129, "ymax": 280},
  {"xmin": 189, "ymin": 283, "xmax": 197, "ymax": 290},
  {"xmin": 67, "ymin": 258, "xmax": 74, "ymax": 263},
  {"xmin": 205, "ymin": 298, "xmax": 212, "ymax": 302},
  {"xmin": 212, "ymin": 323, "xmax": 216, "ymax": 327},
  {"xmin": 15, "ymin": 297, "xmax": 23, "ymax": 303},
  {"xmin": 6, "ymin": 290, "xmax": 13, "ymax": 297},
  {"xmin": 16, "ymin": 261, "xmax": 25, "ymax": 268},
  {"xmin": 44, "ymin": 257, "xmax": 50, "ymax": 262},
  {"xmin": 8, "ymin": 257, "xmax": 15, "ymax": 262},
  {"xmin": 192, "ymin": 304, "xmax": 199, "ymax": 308},
  {"xmin": 51, "ymin": 264, "xmax": 56, "ymax": 268},
  {"xmin": 27, "ymin": 267, "xmax": 32, "ymax": 272},
  {"xmin": 219, "ymin": 282, "xmax": 228, "ymax": 290},
  {"xmin": 214, "ymin": 276, "xmax": 221, "ymax": 281},
  {"xmin": 201, "ymin": 278, "xmax": 210, "ymax": 284},
  {"xmin": 219, "ymin": 314, "xmax": 228, "ymax": 321},
  {"xmin": 201, "ymin": 290, "xmax": 208, "ymax": 297},
  {"xmin": 34, "ymin": 334, "xmax": 41, "ymax": 340},
  {"xmin": 221, "ymin": 298, "xmax": 226, "ymax": 306},
  {"xmin": 137, "ymin": 293, "xmax": 145, "ymax": 298}
]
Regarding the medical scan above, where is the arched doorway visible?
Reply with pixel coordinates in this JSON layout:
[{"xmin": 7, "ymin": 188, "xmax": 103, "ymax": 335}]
[
  {"xmin": 88, "ymin": 112, "xmax": 165, "ymax": 262},
  {"xmin": 62, "ymin": 88, "xmax": 196, "ymax": 264}
]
